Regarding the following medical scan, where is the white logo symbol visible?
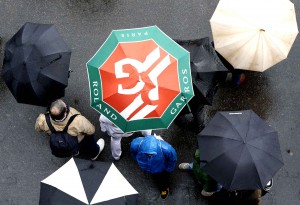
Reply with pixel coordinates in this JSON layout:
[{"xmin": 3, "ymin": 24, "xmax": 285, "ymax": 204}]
[{"xmin": 115, "ymin": 47, "xmax": 171, "ymax": 120}]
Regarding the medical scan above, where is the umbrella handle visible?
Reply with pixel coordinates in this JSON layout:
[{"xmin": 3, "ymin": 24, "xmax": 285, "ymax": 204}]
[
  {"xmin": 180, "ymin": 94, "xmax": 192, "ymax": 112},
  {"xmin": 186, "ymin": 103, "xmax": 191, "ymax": 112}
]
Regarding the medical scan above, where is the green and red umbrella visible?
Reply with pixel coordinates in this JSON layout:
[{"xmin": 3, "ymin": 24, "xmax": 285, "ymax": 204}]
[{"xmin": 87, "ymin": 26, "xmax": 194, "ymax": 132}]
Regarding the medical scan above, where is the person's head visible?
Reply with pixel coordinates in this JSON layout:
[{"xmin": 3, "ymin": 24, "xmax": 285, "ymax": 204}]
[{"xmin": 49, "ymin": 99, "xmax": 68, "ymax": 122}]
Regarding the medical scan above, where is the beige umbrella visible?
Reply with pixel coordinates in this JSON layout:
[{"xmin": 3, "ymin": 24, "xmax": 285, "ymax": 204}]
[{"xmin": 210, "ymin": 0, "xmax": 298, "ymax": 72}]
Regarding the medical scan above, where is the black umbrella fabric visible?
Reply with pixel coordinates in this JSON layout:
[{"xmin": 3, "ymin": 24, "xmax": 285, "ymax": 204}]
[
  {"xmin": 175, "ymin": 37, "xmax": 228, "ymax": 106},
  {"xmin": 39, "ymin": 158, "xmax": 138, "ymax": 205},
  {"xmin": 2, "ymin": 22, "xmax": 71, "ymax": 106},
  {"xmin": 197, "ymin": 110, "xmax": 284, "ymax": 191}
]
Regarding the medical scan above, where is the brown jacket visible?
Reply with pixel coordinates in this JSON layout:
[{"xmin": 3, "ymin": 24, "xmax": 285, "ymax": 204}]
[
  {"xmin": 233, "ymin": 189, "xmax": 262, "ymax": 205},
  {"xmin": 35, "ymin": 107, "xmax": 95, "ymax": 142}
]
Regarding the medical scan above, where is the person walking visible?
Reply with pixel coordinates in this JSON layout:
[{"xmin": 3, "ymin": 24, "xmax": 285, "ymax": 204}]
[
  {"xmin": 35, "ymin": 99, "xmax": 105, "ymax": 160},
  {"xmin": 223, "ymin": 180, "xmax": 272, "ymax": 205},
  {"xmin": 99, "ymin": 114, "xmax": 151, "ymax": 160},
  {"xmin": 178, "ymin": 149, "xmax": 222, "ymax": 197},
  {"xmin": 174, "ymin": 96, "xmax": 206, "ymax": 133},
  {"xmin": 130, "ymin": 134, "xmax": 177, "ymax": 200},
  {"xmin": 225, "ymin": 189, "xmax": 262, "ymax": 205}
]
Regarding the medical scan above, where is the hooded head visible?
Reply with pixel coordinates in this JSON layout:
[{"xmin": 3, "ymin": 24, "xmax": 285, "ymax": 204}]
[{"xmin": 139, "ymin": 135, "xmax": 160, "ymax": 155}]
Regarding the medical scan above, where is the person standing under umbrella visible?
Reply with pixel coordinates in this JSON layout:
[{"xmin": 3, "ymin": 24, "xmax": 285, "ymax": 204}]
[
  {"xmin": 130, "ymin": 134, "xmax": 177, "ymax": 200},
  {"xmin": 2, "ymin": 22, "xmax": 72, "ymax": 106},
  {"xmin": 178, "ymin": 149, "xmax": 222, "ymax": 197},
  {"xmin": 173, "ymin": 37, "xmax": 229, "ymax": 132},
  {"xmin": 99, "ymin": 114, "xmax": 152, "ymax": 160},
  {"xmin": 35, "ymin": 99, "xmax": 105, "ymax": 160},
  {"xmin": 223, "ymin": 180, "xmax": 272, "ymax": 205},
  {"xmin": 228, "ymin": 189, "xmax": 262, "ymax": 205},
  {"xmin": 211, "ymin": 41, "xmax": 246, "ymax": 86},
  {"xmin": 174, "ymin": 95, "xmax": 206, "ymax": 133}
]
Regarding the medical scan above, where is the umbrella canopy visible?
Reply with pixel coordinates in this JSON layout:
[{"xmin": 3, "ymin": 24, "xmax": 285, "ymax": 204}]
[
  {"xmin": 197, "ymin": 110, "xmax": 284, "ymax": 191},
  {"xmin": 87, "ymin": 26, "xmax": 194, "ymax": 132},
  {"xmin": 39, "ymin": 158, "xmax": 138, "ymax": 205},
  {"xmin": 210, "ymin": 0, "xmax": 298, "ymax": 72},
  {"xmin": 2, "ymin": 22, "xmax": 71, "ymax": 106},
  {"xmin": 175, "ymin": 37, "xmax": 228, "ymax": 105}
]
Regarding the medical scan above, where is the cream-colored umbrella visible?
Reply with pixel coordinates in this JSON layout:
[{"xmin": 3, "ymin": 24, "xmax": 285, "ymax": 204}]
[{"xmin": 210, "ymin": 0, "xmax": 298, "ymax": 72}]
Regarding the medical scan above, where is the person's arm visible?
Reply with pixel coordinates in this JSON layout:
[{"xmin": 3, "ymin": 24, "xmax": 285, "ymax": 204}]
[
  {"xmin": 161, "ymin": 141, "xmax": 177, "ymax": 172},
  {"xmin": 99, "ymin": 115, "xmax": 108, "ymax": 133},
  {"xmin": 130, "ymin": 137, "xmax": 143, "ymax": 160},
  {"xmin": 35, "ymin": 114, "xmax": 51, "ymax": 135}
]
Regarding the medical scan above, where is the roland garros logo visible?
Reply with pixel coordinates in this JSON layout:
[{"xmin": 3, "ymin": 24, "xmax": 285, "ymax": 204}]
[
  {"xmin": 92, "ymin": 40, "xmax": 191, "ymax": 122},
  {"xmin": 115, "ymin": 47, "xmax": 170, "ymax": 120}
]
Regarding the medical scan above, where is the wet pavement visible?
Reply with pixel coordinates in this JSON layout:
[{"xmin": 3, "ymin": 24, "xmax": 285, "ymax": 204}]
[{"xmin": 0, "ymin": 0, "xmax": 300, "ymax": 204}]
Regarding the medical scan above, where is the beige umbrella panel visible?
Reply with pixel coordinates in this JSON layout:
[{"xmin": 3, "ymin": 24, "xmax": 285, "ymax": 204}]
[{"xmin": 210, "ymin": 0, "xmax": 299, "ymax": 72}]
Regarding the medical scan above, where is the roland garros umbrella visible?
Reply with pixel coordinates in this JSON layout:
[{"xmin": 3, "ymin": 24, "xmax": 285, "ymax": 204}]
[
  {"xmin": 210, "ymin": 0, "xmax": 298, "ymax": 72},
  {"xmin": 175, "ymin": 37, "xmax": 228, "ymax": 105},
  {"xmin": 2, "ymin": 22, "xmax": 71, "ymax": 106},
  {"xmin": 197, "ymin": 110, "xmax": 284, "ymax": 191},
  {"xmin": 87, "ymin": 26, "xmax": 194, "ymax": 132},
  {"xmin": 39, "ymin": 158, "xmax": 138, "ymax": 205}
]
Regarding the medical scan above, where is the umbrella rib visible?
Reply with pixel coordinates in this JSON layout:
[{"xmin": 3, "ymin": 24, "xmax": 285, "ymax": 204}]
[
  {"xmin": 248, "ymin": 143, "xmax": 284, "ymax": 165},
  {"xmin": 201, "ymin": 134, "xmax": 241, "ymax": 142},
  {"xmin": 242, "ymin": 146, "xmax": 263, "ymax": 189},
  {"xmin": 263, "ymin": 32, "xmax": 288, "ymax": 58},
  {"xmin": 228, "ymin": 146, "xmax": 247, "ymax": 190},
  {"xmin": 202, "ymin": 142, "xmax": 243, "ymax": 189},
  {"xmin": 220, "ymin": 113, "xmax": 243, "ymax": 140},
  {"xmin": 246, "ymin": 135, "xmax": 284, "ymax": 165},
  {"xmin": 247, "ymin": 130, "xmax": 278, "ymax": 142}
]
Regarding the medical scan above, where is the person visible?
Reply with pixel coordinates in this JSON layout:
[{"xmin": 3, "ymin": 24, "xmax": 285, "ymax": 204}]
[
  {"xmin": 130, "ymin": 134, "xmax": 177, "ymax": 200},
  {"xmin": 35, "ymin": 99, "xmax": 105, "ymax": 160},
  {"xmin": 174, "ymin": 94, "xmax": 206, "ymax": 133},
  {"xmin": 225, "ymin": 189, "xmax": 262, "ymax": 205},
  {"xmin": 99, "ymin": 114, "xmax": 152, "ymax": 160},
  {"xmin": 225, "ymin": 179, "xmax": 272, "ymax": 205},
  {"xmin": 178, "ymin": 149, "xmax": 222, "ymax": 197},
  {"xmin": 211, "ymin": 41, "xmax": 246, "ymax": 86}
]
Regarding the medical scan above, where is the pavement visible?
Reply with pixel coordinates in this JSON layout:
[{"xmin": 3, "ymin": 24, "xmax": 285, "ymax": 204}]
[{"xmin": 0, "ymin": 0, "xmax": 300, "ymax": 204}]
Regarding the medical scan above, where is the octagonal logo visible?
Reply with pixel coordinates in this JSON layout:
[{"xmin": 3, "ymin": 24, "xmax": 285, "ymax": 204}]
[
  {"xmin": 100, "ymin": 40, "xmax": 180, "ymax": 120},
  {"xmin": 87, "ymin": 26, "xmax": 193, "ymax": 132}
]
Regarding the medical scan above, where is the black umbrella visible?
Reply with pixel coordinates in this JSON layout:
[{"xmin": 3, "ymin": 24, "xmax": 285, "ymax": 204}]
[
  {"xmin": 39, "ymin": 158, "xmax": 139, "ymax": 205},
  {"xmin": 2, "ymin": 22, "xmax": 71, "ymax": 106},
  {"xmin": 175, "ymin": 37, "xmax": 228, "ymax": 106},
  {"xmin": 197, "ymin": 110, "xmax": 284, "ymax": 191}
]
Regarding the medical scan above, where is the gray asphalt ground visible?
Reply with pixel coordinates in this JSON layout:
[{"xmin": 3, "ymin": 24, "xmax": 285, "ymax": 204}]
[{"xmin": 0, "ymin": 0, "xmax": 300, "ymax": 204}]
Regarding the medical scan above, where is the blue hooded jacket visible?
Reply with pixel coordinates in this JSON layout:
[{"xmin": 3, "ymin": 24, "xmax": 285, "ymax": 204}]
[{"xmin": 130, "ymin": 135, "xmax": 177, "ymax": 174}]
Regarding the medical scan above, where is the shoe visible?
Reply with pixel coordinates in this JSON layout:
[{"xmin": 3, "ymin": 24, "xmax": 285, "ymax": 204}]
[
  {"xmin": 201, "ymin": 189, "xmax": 215, "ymax": 197},
  {"xmin": 91, "ymin": 138, "xmax": 105, "ymax": 160},
  {"xmin": 264, "ymin": 179, "xmax": 273, "ymax": 192},
  {"xmin": 74, "ymin": 150, "xmax": 80, "ymax": 157},
  {"xmin": 160, "ymin": 188, "xmax": 169, "ymax": 200},
  {"xmin": 178, "ymin": 163, "xmax": 192, "ymax": 170},
  {"xmin": 113, "ymin": 156, "xmax": 120, "ymax": 160},
  {"xmin": 113, "ymin": 152, "xmax": 121, "ymax": 161}
]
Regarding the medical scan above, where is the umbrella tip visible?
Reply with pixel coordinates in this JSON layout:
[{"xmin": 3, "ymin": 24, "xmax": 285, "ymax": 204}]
[{"xmin": 260, "ymin": 29, "xmax": 265, "ymax": 32}]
